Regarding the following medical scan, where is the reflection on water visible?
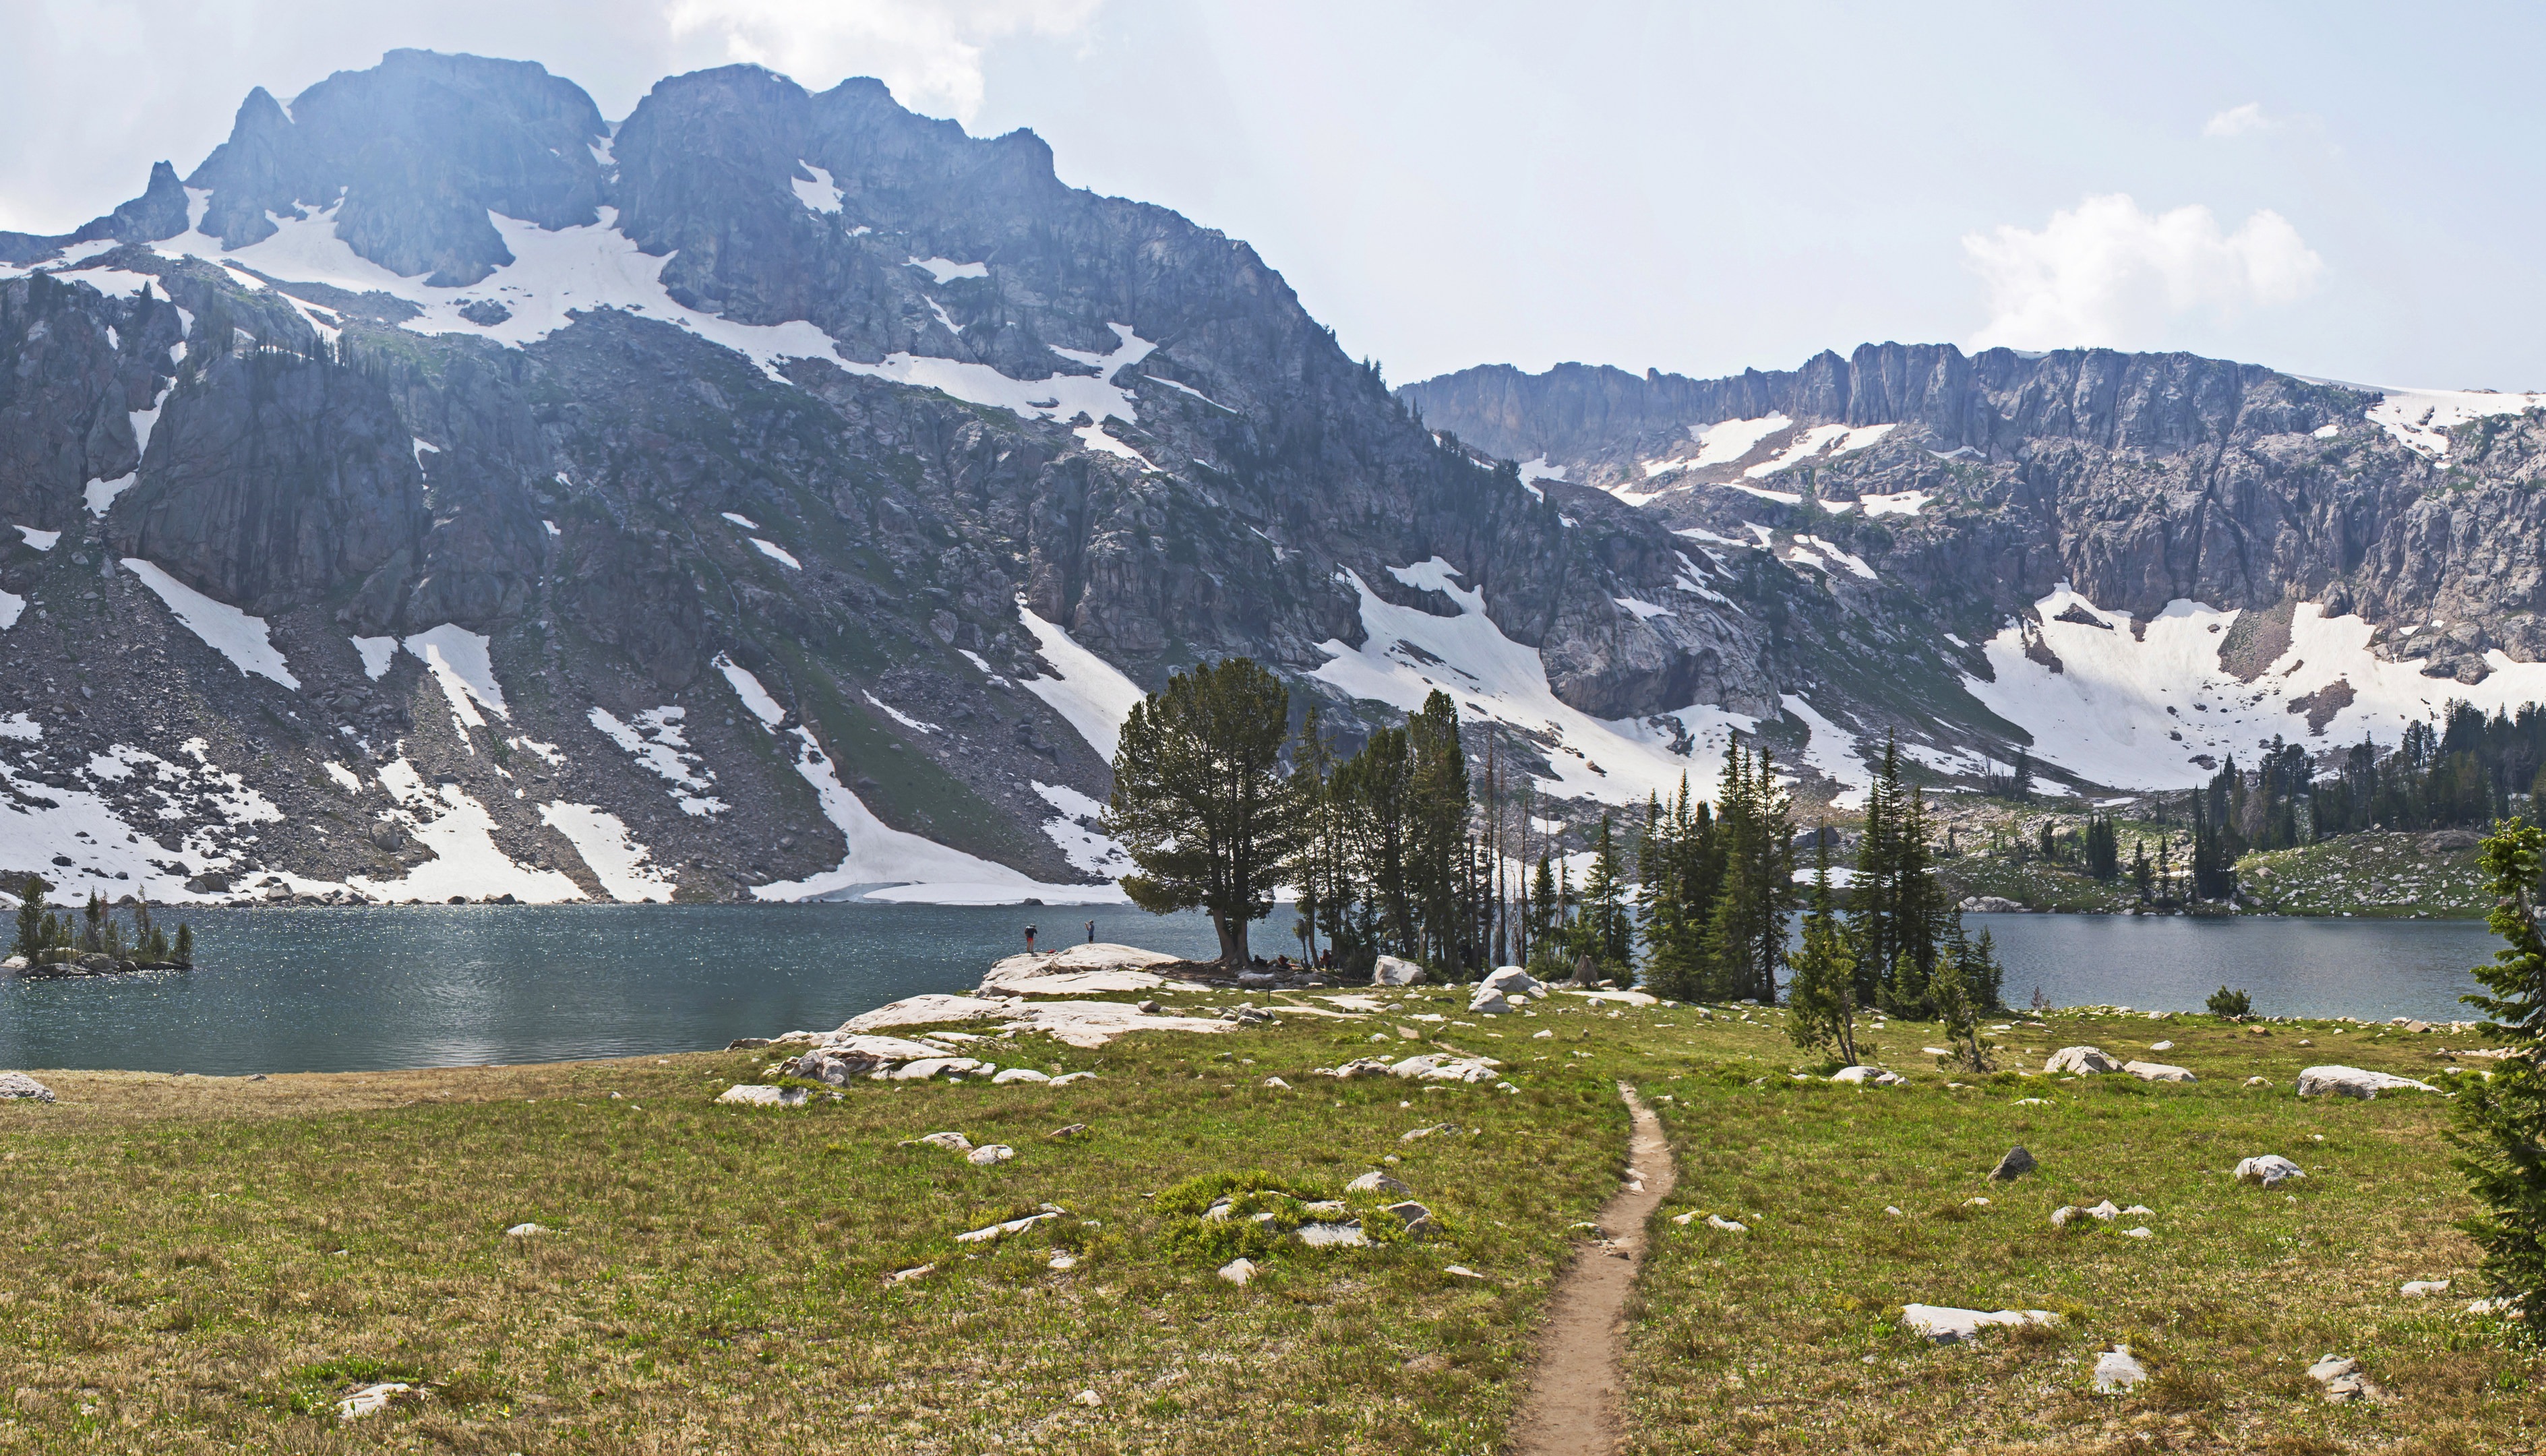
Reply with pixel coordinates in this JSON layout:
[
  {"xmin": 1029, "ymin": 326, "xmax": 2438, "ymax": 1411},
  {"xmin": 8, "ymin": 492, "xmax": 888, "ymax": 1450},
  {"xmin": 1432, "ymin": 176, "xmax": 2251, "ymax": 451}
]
[
  {"xmin": 0, "ymin": 906, "xmax": 2500, "ymax": 1076},
  {"xmin": 0, "ymin": 903, "xmax": 1223, "ymax": 1076}
]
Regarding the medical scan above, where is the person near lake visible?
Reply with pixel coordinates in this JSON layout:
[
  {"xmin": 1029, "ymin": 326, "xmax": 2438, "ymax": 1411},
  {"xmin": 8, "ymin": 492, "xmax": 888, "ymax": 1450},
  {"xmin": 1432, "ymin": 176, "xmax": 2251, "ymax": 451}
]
[
  {"xmin": 1086, "ymin": 919, "xmax": 1096, "ymax": 944},
  {"xmin": 1025, "ymin": 923, "xmax": 1037, "ymax": 954}
]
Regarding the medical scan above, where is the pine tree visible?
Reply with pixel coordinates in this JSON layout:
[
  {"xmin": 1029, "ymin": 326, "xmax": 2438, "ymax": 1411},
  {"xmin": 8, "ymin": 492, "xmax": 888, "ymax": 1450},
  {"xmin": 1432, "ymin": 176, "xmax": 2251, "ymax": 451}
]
[
  {"xmin": 175, "ymin": 923, "xmax": 193, "ymax": 965},
  {"xmin": 1405, "ymin": 690, "xmax": 1472, "ymax": 972},
  {"xmin": 2131, "ymin": 839, "xmax": 2153, "ymax": 904},
  {"xmin": 1575, "ymin": 814, "xmax": 1631, "ymax": 975},
  {"xmin": 1102, "ymin": 658, "xmax": 1299, "ymax": 967},
  {"xmin": 11, "ymin": 875, "xmax": 46, "ymax": 961},
  {"xmin": 1929, "ymin": 936, "xmax": 1996, "ymax": 1074},
  {"xmin": 2447, "ymin": 819, "xmax": 2546, "ymax": 1323},
  {"xmin": 1702, "ymin": 743, "xmax": 1796, "ymax": 1002},
  {"xmin": 1783, "ymin": 832, "xmax": 1860, "ymax": 1064}
]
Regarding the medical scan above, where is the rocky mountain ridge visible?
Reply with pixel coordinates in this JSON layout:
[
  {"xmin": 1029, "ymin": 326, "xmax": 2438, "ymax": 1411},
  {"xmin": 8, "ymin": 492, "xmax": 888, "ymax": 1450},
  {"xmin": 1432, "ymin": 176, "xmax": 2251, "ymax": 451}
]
[{"xmin": 0, "ymin": 50, "xmax": 1778, "ymax": 908}]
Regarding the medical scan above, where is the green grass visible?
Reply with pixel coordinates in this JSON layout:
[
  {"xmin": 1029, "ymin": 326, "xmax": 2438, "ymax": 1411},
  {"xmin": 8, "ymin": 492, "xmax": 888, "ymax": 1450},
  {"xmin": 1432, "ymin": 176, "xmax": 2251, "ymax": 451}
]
[{"xmin": 0, "ymin": 994, "xmax": 2535, "ymax": 1452}]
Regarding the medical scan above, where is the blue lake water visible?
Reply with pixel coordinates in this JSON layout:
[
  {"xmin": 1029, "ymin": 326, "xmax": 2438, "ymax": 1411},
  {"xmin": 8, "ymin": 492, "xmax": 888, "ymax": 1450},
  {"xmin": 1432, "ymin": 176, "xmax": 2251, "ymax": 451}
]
[{"xmin": 0, "ymin": 907, "xmax": 2499, "ymax": 1076}]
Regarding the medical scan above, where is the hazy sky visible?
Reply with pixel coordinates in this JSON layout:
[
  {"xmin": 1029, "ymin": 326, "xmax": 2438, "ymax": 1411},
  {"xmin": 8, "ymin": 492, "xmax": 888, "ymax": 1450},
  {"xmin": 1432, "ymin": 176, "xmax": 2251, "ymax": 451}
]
[{"xmin": 4, "ymin": 1, "xmax": 2539, "ymax": 390}]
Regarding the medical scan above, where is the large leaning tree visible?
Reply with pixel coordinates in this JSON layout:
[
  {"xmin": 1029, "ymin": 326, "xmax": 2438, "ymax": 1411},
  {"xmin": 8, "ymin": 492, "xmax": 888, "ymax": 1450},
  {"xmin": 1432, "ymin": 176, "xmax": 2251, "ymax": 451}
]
[{"xmin": 1102, "ymin": 658, "xmax": 1299, "ymax": 968}]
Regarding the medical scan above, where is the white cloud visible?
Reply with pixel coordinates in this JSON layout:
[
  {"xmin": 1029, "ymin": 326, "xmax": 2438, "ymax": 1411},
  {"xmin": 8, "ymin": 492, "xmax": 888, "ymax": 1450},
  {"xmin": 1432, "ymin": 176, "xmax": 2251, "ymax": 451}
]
[
  {"xmin": 664, "ymin": 0, "xmax": 1102, "ymax": 120},
  {"xmin": 1964, "ymin": 193, "xmax": 2328, "ymax": 351},
  {"xmin": 2202, "ymin": 101, "xmax": 2278, "ymax": 138}
]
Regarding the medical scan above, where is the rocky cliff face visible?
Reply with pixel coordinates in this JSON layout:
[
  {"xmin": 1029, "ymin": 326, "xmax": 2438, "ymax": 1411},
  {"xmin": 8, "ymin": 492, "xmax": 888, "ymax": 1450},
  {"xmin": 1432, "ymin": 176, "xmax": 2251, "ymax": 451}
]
[
  {"xmin": 1406, "ymin": 346, "xmax": 2546, "ymax": 795},
  {"xmin": 0, "ymin": 51, "xmax": 1782, "ymax": 908}
]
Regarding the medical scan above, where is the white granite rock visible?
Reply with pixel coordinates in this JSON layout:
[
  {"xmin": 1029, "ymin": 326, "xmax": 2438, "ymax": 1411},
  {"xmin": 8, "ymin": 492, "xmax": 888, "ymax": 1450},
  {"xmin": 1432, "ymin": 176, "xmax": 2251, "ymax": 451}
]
[
  {"xmin": 2235, "ymin": 1155, "xmax": 2305, "ymax": 1188},
  {"xmin": 1218, "ymin": 1257, "xmax": 1259, "ymax": 1285},
  {"xmin": 1901, "ymin": 1304, "xmax": 2059, "ymax": 1343},
  {"xmin": 1830, "ymin": 1065, "xmax": 1906, "ymax": 1086},
  {"xmin": 966, "ymin": 1144, "xmax": 1014, "ymax": 1165},
  {"xmin": 2124, "ymin": 1061, "xmax": 2196, "ymax": 1083},
  {"xmin": 2044, "ymin": 1046, "xmax": 2121, "ymax": 1074},
  {"xmin": 1372, "ymin": 956, "xmax": 1425, "ymax": 986},
  {"xmin": 2094, "ymin": 1345, "xmax": 2148, "ymax": 1391},
  {"xmin": 2298, "ymin": 1065, "xmax": 2440, "ymax": 1099}
]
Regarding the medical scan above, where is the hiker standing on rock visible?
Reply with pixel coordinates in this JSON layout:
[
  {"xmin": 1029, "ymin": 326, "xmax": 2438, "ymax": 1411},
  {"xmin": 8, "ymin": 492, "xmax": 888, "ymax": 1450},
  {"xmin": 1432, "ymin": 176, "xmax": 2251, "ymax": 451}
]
[
  {"xmin": 1085, "ymin": 919, "xmax": 1096, "ymax": 944},
  {"xmin": 1025, "ymin": 923, "xmax": 1038, "ymax": 954}
]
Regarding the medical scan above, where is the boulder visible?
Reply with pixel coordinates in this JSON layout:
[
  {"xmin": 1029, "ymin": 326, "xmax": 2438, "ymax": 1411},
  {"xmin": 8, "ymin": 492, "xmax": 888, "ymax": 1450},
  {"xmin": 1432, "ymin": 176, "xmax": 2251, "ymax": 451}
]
[
  {"xmin": 2093, "ymin": 1346, "xmax": 2148, "ymax": 1393},
  {"xmin": 1372, "ymin": 955, "xmax": 1425, "ymax": 986},
  {"xmin": 1389, "ymin": 1052, "xmax": 1501, "ymax": 1083},
  {"xmin": 2235, "ymin": 1155, "xmax": 2304, "ymax": 1188},
  {"xmin": 716, "ymin": 1084, "xmax": 807, "ymax": 1107},
  {"xmin": 1705, "ymin": 1214, "xmax": 1749, "ymax": 1233},
  {"xmin": 2305, "ymin": 1354, "xmax": 2389, "ymax": 1403},
  {"xmin": 2123, "ymin": 1061, "xmax": 2197, "ymax": 1083},
  {"xmin": 334, "ymin": 1383, "xmax": 418, "ymax": 1420},
  {"xmin": 1329, "ymin": 1057, "xmax": 1397, "ymax": 1080},
  {"xmin": 1468, "ymin": 985, "xmax": 1511, "ymax": 1015},
  {"xmin": 2298, "ymin": 1065, "xmax": 2440, "ymax": 1099},
  {"xmin": 916, "ymin": 1131, "xmax": 974, "ymax": 1151},
  {"xmin": 0, "ymin": 1072, "xmax": 56, "ymax": 1103},
  {"xmin": 955, "ymin": 1209, "xmax": 1061, "ymax": 1244},
  {"xmin": 1830, "ymin": 1066, "xmax": 1904, "ymax": 1086},
  {"xmin": 1900, "ymin": 1304, "xmax": 2059, "ymax": 1343},
  {"xmin": 1348, "ymin": 1170, "xmax": 1414, "ymax": 1196},
  {"xmin": 2044, "ymin": 1046, "xmax": 2120, "ymax": 1074},
  {"xmin": 1297, "ymin": 1221, "xmax": 1368, "ymax": 1247},
  {"xmin": 504, "ymin": 1222, "xmax": 545, "ymax": 1237},
  {"xmin": 2148, "ymin": 1039, "xmax": 2174, "ymax": 1052},
  {"xmin": 992, "ymin": 1067, "xmax": 1052, "ymax": 1084},
  {"xmin": 1218, "ymin": 1258, "xmax": 1259, "ymax": 1285},
  {"xmin": 1384, "ymin": 1200, "xmax": 1437, "ymax": 1235},
  {"xmin": 1482, "ymin": 965, "xmax": 1546, "ymax": 998},
  {"xmin": 2084, "ymin": 1200, "xmax": 2120, "ymax": 1222},
  {"xmin": 2400, "ymin": 1280, "xmax": 2451, "ymax": 1297},
  {"xmin": 965, "ymin": 1144, "xmax": 1015, "ymax": 1165},
  {"xmin": 1989, "ymin": 1145, "xmax": 2036, "ymax": 1182}
]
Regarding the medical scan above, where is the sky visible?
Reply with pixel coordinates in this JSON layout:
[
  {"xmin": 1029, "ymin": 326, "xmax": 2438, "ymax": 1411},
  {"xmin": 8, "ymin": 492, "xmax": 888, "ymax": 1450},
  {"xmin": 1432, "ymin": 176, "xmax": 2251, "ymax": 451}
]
[{"xmin": 2, "ymin": 0, "xmax": 2539, "ymax": 391}]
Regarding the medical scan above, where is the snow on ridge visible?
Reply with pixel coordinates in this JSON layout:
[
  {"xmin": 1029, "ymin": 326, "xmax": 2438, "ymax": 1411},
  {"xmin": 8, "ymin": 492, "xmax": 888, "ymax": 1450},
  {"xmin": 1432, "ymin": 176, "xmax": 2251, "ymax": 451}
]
[
  {"xmin": 2363, "ymin": 387, "xmax": 2546, "ymax": 459},
  {"xmin": 1963, "ymin": 585, "xmax": 2546, "ymax": 791},
  {"xmin": 1855, "ymin": 489, "xmax": 1933, "ymax": 518},
  {"xmin": 350, "ymin": 634, "xmax": 396, "ymax": 680},
  {"xmin": 1311, "ymin": 559, "xmax": 1755, "ymax": 808},
  {"xmin": 0, "ymin": 591, "xmax": 22, "ymax": 630},
  {"xmin": 1014, "ymin": 598, "xmax": 1147, "ymax": 762},
  {"xmin": 861, "ymin": 690, "xmax": 942, "ymax": 735},
  {"xmin": 13, "ymin": 526, "xmax": 59, "ymax": 551},
  {"xmin": 1780, "ymin": 694, "xmax": 1873, "ymax": 809},
  {"xmin": 1516, "ymin": 456, "xmax": 1565, "ymax": 502},
  {"xmin": 721, "ymin": 511, "xmax": 759, "ymax": 529},
  {"xmin": 0, "ymin": 727, "xmax": 286, "ymax": 903},
  {"xmin": 750, "ymin": 537, "xmax": 801, "ymax": 569},
  {"xmin": 712, "ymin": 653, "xmax": 1120, "ymax": 905},
  {"xmin": 123, "ymin": 559, "xmax": 299, "ymax": 689},
  {"xmin": 1614, "ymin": 596, "xmax": 1674, "ymax": 621},
  {"xmin": 791, "ymin": 162, "xmax": 844, "ymax": 216}
]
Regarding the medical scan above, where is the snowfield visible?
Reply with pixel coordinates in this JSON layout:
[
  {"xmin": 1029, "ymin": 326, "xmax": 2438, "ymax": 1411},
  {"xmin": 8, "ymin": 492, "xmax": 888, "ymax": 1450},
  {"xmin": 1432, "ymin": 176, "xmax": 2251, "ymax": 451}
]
[{"xmin": 1962, "ymin": 586, "xmax": 2546, "ymax": 790}]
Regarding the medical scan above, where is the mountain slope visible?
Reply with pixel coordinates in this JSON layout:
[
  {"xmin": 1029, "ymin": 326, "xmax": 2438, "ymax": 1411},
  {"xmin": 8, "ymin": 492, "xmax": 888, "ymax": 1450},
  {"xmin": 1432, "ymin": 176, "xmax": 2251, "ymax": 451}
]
[
  {"xmin": 0, "ymin": 51, "xmax": 1775, "ymax": 908},
  {"xmin": 1404, "ymin": 348, "xmax": 2546, "ymax": 796}
]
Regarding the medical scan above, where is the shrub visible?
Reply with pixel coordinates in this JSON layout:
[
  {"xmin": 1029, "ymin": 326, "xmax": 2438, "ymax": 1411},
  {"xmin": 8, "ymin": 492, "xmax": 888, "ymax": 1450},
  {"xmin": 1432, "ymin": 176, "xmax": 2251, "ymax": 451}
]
[{"xmin": 2206, "ymin": 985, "xmax": 2253, "ymax": 1019}]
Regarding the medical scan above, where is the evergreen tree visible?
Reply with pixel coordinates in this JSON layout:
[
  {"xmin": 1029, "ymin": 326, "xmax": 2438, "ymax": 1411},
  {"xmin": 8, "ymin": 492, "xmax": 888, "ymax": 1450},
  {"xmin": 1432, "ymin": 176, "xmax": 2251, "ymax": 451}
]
[
  {"xmin": 1102, "ymin": 658, "xmax": 1298, "ymax": 967},
  {"xmin": 175, "ymin": 923, "xmax": 193, "ymax": 965},
  {"xmin": 1525, "ymin": 853, "xmax": 1560, "ymax": 971},
  {"xmin": 2131, "ymin": 839, "xmax": 2153, "ymax": 904},
  {"xmin": 11, "ymin": 875, "xmax": 46, "ymax": 961},
  {"xmin": 1573, "ymin": 814, "xmax": 1632, "ymax": 974},
  {"xmin": 1334, "ymin": 724, "xmax": 1416, "ymax": 957},
  {"xmin": 1405, "ymin": 690, "xmax": 1473, "ymax": 971},
  {"xmin": 1929, "ymin": 936, "xmax": 1997, "ymax": 1073},
  {"xmin": 1638, "ymin": 777, "xmax": 1722, "ymax": 1001},
  {"xmin": 1285, "ymin": 705, "xmax": 1342, "ymax": 967},
  {"xmin": 2083, "ymin": 814, "xmax": 2120, "ymax": 880},
  {"xmin": 1783, "ymin": 832, "xmax": 1860, "ymax": 1064},
  {"xmin": 2447, "ymin": 819, "xmax": 2546, "ymax": 1323},
  {"xmin": 1702, "ymin": 742, "xmax": 1796, "ymax": 1002}
]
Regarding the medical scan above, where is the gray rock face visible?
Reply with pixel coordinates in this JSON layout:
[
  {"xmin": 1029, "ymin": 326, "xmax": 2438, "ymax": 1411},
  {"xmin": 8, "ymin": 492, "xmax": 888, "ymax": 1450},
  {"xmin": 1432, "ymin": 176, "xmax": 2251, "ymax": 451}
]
[
  {"xmin": 0, "ymin": 1072, "xmax": 56, "ymax": 1102},
  {"xmin": 1988, "ymin": 1145, "xmax": 2035, "ymax": 1182}
]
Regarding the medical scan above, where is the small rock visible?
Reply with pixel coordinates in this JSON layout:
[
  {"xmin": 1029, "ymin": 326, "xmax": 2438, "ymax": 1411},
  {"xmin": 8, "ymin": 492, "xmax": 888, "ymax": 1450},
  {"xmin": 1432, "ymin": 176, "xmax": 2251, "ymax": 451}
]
[
  {"xmin": 334, "ymin": 1383, "xmax": 417, "ymax": 1420},
  {"xmin": 2121, "ymin": 1226, "xmax": 2152, "ymax": 1238},
  {"xmin": 1962, "ymin": 1197, "xmax": 1991, "ymax": 1207},
  {"xmin": 1073, "ymin": 1389, "xmax": 1103, "ymax": 1407},
  {"xmin": 1670, "ymin": 1211, "xmax": 1695, "ymax": 1225},
  {"xmin": 2148, "ymin": 1039, "xmax": 2174, "ymax": 1052},
  {"xmin": 1348, "ymin": 1170, "xmax": 1414, "ymax": 1196},
  {"xmin": 1705, "ymin": 1214, "xmax": 1748, "ymax": 1233},
  {"xmin": 1468, "ymin": 985, "xmax": 1511, "ymax": 1015},
  {"xmin": 992, "ymin": 1067, "xmax": 1052, "ymax": 1084},
  {"xmin": 1989, "ymin": 1145, "xmax": 2036, "ymax": 1182},
  {"xmin": 505, "ymin": 1223, "xmax": 545, "ymax": 1238},
  {"xmin": 2305, "ymin": 1354, "xmax": 2389, "ymax": 1403},
  {"xmin": 716, "ymin": 1083, "xmax": 808, "ymax": 1107},
  {"xmin": 2122, "ymin": 1060, "xmax": 2196, "ymax": 1083},
  {"xmin": 1136, "ymin": 1000, "xmax": 1160, "ymax": 1014},
  {"xmin": 2093, "ymin": 1346, "xmax": 2148, "ymax": 1392},
  {"xmin": 2298, "ymin": 1064, "xmax": 2439, "ymax": 1099},
  {"xmin": 917, "ymin": 1131, "xmax": 975, "ymax": 1152},
  {"xmin": 2245, "ymin": 1076, "xmax": 2272, "ymax": 1086},
  {"xmin": 2013, "ymin": 1097, "xmax": 2049, "ymax": 1106},
  {"xmin": 1884, "ymin": 1205, "xmax": 1904, "ymax": 1217},
  {"xmin": 1830, "ymin": 1065, "xmax": 1905, "ymax": 1086},
  {"xmin": 887, "ymin": 1263, "xmax": 934, "ymax": 1284},
  {"xmin": 1048, "ymin": 1253, "xmax": 1079, "ymax": 1271},
  {"xmin": 2043, "ymin": 1046, "xmax": 2120, "ymax": 1075},
  {"xmin": 2084, "ymin": 1200, "xmax": 2120, "ymax": 1222},
  {"xmin": 1046, "ymin": 1123, "xmax": 1088, "ymax": 1140},
  {"xmin": 1400, "ymin": 1122, "xmax": 1457, "ymax": 1143},
  {"xmin": 1263, "ymin": 1076, "xmax": 1290, "ymax": 1089},
  {"xmin": 1372, "ymin": 955, "xmax": 1425, "ymax": 986},
  {"xmin": 1217, "ymin": 1257, "xmax": 1259, "ymax": 1285},
  {"xmin": 965, "ymin": 1144, "xmax": 1014, "ymax": 1165},
  {"xmin": 1048, "ymin": 1071, "xmax": 1099, "ymax": 1087},
  {"xmin": 2235, "ymin": 1155, "xmax": 2305, "ymax": 1188},
  {"xmin": 2051, "ymin": 1205, "xmax": 2086, "ymax": 1229},
  {"xmin": 1443, "ymin": 1264, "xmax": 1485, "ymax": 1279},
  {"xmin": 2400, "ymin": 1279, "xmax": 2451, "ymax": 1297},
  {"xmin": 2122, "ymin": 1205, "xmax": 2153, "ymax": 1216},
  {"xmin": 1297, "ymin": 1221, "xmax": 1368, "ymax": 1247},
  {"xmin": 1901, "ymin": 1304, "xmax": 2059, "ymax": 1343},
  {"xmin": 0, "ymin": 1072, "xmax": 55, "ymax": 1103},
  {"xmin": 1532, "ymin": 1029, "xmax": 1554, "ymax": 1039},
  {"xmin": 1385, "ymin": 1200, "xmax": 1438, "ymax": 1234}
]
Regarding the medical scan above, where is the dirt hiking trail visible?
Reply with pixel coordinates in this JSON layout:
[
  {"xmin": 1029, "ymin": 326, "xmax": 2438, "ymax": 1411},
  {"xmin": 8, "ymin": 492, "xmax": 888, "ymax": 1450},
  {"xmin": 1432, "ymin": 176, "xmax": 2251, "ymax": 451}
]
[{"xmin": 1508, "ymin": 1082, "xmax": 1677, "ymax": 1454}]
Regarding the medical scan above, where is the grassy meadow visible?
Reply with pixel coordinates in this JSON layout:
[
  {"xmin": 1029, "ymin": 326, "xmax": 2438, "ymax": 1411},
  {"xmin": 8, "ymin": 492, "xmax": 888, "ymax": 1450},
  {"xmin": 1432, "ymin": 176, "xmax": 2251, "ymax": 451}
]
[{"xmin": 0, "ymin": 990, "xmax": 2536, "ymax": 1453}]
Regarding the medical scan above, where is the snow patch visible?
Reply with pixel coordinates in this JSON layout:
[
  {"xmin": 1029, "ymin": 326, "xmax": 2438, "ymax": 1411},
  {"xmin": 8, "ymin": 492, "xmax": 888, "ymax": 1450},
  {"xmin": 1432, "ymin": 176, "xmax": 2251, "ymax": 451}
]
[
  {"xmin": 908, "ymin": 256, "xmax": 988, "ymax": 283},
  {"xmin": 539, "ymin": 801, "xmax": 677, "ymax": 901},
  {"xmin": 791, "ymin": 162, "xmax": 844, "ymax": 216},
  {"xmin": 2365, "ymin": 387, "xmax": 2546, "ymax": 459},
  {"xmin": 586, "ymin": 706, "xmax": 727, "ymax": 816},
  {"xmin": 348, "ymin": 760, "xmax": 585, "ymax": 903},
  {"xmin": 324, "ymin": 762, "xmax": 363, "ymax": 793},
  {"xmin": 720, "ymin": 511, "xmax": 758, "ymax": 529},
  {"xmin": 1311, "ymin": 559, "xmax": 1756, "ymax": 807},
  {"xmin": 350, "ymin": 635, "xmax": 397, "ymax": 679},
  {"xmin": 1644, "ymin": 415, "xmax": 1793, "ymax": 477},
  {"xmin": 1781, "ymin": 694, "xmax": 1873, "ymax": 808},
  {"xmin": 862, "ymin": 690, "xmax": 942, "ymax": 735},
  {"xmin": 1014, "ymin": 599, "xmax": 1147, "ymax": 762},
  {"xmin": 1032, "ymin": 780, "xmax": 1130, "ymax": 876},
  {"xmin": 402, "ymin": 624, "xmax": 508, "ymax": 724},
  {"xmin": 750, "ymin": 537, "xmax": 801, "ymax": 569},
  {"xmin": 713, "ymin": 655, "xmax": 1120, "ymax": 905},
  {"xmin": 13, "ymin": 526, "xmax": 59, "ymax": 551},
  {"xmin": 1614, "ymin": 596, "xmax": 1674, "ymax": 621},
  {"xmin": 1857, "ymin": 489, "xmax": 1933, "ymax": 518},
  {"xmin": 123, "ymin": 559, "xmax": 299, "ymax": 688},
  {"xmin": 0, "ymin": 592, "xmax": 21, "ymax": 630}
]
